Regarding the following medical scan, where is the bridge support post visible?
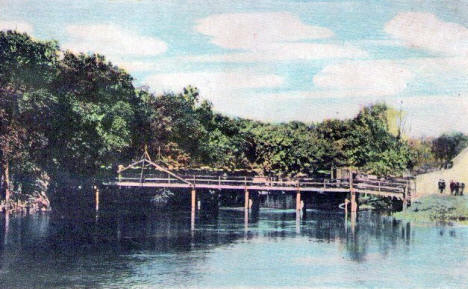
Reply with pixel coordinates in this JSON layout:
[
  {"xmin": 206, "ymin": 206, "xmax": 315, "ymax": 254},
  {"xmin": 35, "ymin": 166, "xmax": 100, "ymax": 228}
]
[
  {"xmin": 351, "ymin": 190, "xmax": 357, "ymax": 213},
  {"xmin": 191, "ymin": 188, "xmax": 196, "ymax": 232},
  {"xmin": 94, "ymin": 185, "xmax": 100, "ymax": 212},
  {"xmin": 344, "ymin": 198, "xmax": 349, "ymax": 217},
  {"xmin": 296, "ymin": 190, "xmax": 301, "ymax": 212},
  {"xmin": 244, "ymin": 189, "xmax": 250, "ymax": 210},
  {"xmin": 403, "ymin": 186, "xmax": 408, "ymax": 210},
  {"xmin": 191, "ymin": 188, "xmax": 197, "ymax": 212},
  {"xmin": 402, "ymin": 193, "xmax": 408, "ymax": 211},
  {"xmin": 349, "ymin": 172, "xmax": 357, "ymax": 213}
]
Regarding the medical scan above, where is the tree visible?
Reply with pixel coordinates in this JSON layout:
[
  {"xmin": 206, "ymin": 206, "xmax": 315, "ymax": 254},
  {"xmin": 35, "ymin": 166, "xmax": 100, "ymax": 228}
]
[
  {"xmin": 0, "ymin": 31, "xmax": 426, "ymax": 207},
  {"xmin": 432, "ymin": 132, "xmax": 468, "ymax": 167},
  {"xmin": 0, "ymin": 31, "xmax": 59, "ymax": 201},
  {"xmin": 247, "ymin": 122, "xmax": 323, "ymax": 176},
  {"xmin": 200, "ymin": 115, "xmax": 252, "ymax": 170},
  {"xmin": 146, "ymin": 86, "xmax": 209, "ymax": 165},
  {"xmin": 346, "ymin": 103, "xmax": 415, "ymax": 176},
  {"xmin": 315, "ymin": 119, "xmax": 352, "ymax": 170},
  {"xmin": 49, "ymin": 52, "xmax": 138, "ymax": 178}
]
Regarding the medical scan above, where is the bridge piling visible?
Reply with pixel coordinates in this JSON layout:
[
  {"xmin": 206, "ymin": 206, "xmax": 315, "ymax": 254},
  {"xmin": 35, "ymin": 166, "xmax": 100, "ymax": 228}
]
[
  {"xmin": 351, "ymin": 191, "xmax": 357, "ymax": 213},
  {"xmin": 403, "ymin": 185, "xmax": 408, "ymax": 210},
  {"xmin": 344, "ymin": 198, "xmax": 349, "ymax": 218},
  {"xmin": 191, "ymin": 188, "xmax": 196, "ymax": 213},
  {"xmin": 296, "ymin": 190, "xmax": 301, "ymax": 212},
  {"xmin": 349, "ymin": 172, "xmax": 357, "ymax": 213},
  {"xmin": 244, "ymin": 189, "xmax": 250, "ymax": 210},
  {"xmin": 94, "ymin": 185, "xmax": 100, "ymax": 212}
]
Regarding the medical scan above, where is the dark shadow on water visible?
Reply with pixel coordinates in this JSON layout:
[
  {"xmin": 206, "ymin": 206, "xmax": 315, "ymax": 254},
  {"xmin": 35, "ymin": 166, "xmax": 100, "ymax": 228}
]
[{"xmin": 0, "ymin": 206, "xmax": 415, "ymax": 289}]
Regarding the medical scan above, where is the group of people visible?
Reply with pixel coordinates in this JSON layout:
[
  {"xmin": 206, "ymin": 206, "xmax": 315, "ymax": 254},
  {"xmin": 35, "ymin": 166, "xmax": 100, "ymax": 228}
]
[{"xmin": 438, "ymin": 179, "xmax": 465, "ymax": 195}]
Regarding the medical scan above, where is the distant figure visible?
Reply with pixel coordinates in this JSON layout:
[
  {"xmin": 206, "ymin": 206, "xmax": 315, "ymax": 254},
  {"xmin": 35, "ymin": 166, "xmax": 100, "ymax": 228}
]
[
  {"xmin": 461, "ymin": 183, "xmax": 465, "ymax": 196},
  {"xmin": 450, "ymin": 180, "xmax": 455, "ymax": 195},
  {"xmin": 438, "ymin": 179, "xmax": 446, "ymax": 194},
  {"xmin": 455, "ymin": 182, "xmax": 460, "ymax": 196}
]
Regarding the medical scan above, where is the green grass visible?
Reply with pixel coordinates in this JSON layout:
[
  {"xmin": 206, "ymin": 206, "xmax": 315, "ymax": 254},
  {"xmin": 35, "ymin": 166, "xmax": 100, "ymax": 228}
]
[{"xmin": 394, "ymin": 194, "xmax": 468, "ymax": 224}]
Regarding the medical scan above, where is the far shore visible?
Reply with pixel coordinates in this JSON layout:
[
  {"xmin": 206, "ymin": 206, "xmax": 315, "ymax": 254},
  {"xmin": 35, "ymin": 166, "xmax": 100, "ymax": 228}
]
[{"xmin": 394, "ymin": 194, "xmax": 468, "ymax": 225}]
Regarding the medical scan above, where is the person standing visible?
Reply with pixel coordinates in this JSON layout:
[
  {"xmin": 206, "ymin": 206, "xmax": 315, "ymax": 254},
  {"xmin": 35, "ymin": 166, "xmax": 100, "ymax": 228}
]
[
  {"xmin": 450, "ymin": 180, "xmax": 455, "ymax": 195},
  {"xmin": 438, "ymin": 179, "xmax": 446, "ymax": 194},
  {"xmin": 461, "ymin": 183, "xmax": 465, "ymax": 196}
]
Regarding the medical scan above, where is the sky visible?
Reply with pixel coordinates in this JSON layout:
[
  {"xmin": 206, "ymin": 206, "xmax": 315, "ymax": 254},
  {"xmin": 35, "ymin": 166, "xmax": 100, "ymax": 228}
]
[{"xmin": 1, "ymin": 0, "xmax": 468, "ymax": 137}]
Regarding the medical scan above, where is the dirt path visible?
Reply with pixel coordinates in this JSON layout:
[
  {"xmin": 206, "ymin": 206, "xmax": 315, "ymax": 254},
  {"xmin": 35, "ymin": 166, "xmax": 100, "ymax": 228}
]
[{"xmin": 415, "ymin": 147, "xmax": 468, "ymax": 197}]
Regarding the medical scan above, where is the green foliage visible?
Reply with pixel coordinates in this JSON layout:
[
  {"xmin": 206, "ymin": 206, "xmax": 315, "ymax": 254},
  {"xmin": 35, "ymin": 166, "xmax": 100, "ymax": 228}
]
[
  {"xmin": 48, "ymin": 52, "xmax": 138, "ymax": 176},
  {"xmin": 1, "ymin": 31, "xmax": 140, "ymax": 202},
  {"xmin": 248, "ymin": 122, "xmax": 321, "ymax": 176},
  {"xmin": 0, "ymin": 31, "xmax": 430, "ymax": 203},
  {"xmin": 346, "ymin": 104, "xmax": 415, "ymax": 176},
  {"xmin": 408, "ymin": 138, "xmax": 437, "ymax": 171},
  {"xmin": 0, "ymin": 31, "xmax": 59, "ymax": 200},
  {"xmin": 431, "ymin": 132, "xmax": 468, "ymax": 167},
  {"xmin": 394, "ymin": 195, "xmax": 468, "ymax": 223}
]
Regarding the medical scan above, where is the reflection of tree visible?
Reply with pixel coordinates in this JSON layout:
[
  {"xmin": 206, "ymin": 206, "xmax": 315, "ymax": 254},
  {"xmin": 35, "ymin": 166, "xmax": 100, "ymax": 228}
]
[
  {"xmin": 0, "ymin": 208, "xmax": 417, "ymax": 288},
  {"xmin": 345, "ymin": 225, "xmax": 369, "ymax": 262},
  {"xmin": 0, "ymin": 210, "xmax": 248, "ymax": 289},
  {"xmin": 282, "ymin": 210, "xmax": 411, "ymax": 262},
  {"xmin": 342, "ymin": 212, "xmax": 411, "ymax": 262}
]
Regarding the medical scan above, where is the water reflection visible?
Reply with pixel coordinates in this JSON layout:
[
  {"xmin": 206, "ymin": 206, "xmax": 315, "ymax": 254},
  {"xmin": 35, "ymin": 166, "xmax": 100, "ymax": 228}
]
[{"xmin": 0, "ymin": 208, "xmax": 465, "ymax": 289}]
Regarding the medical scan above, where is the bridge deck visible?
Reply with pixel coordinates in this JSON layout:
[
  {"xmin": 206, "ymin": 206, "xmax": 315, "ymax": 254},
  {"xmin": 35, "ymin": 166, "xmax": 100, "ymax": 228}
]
[
  {"xmin": 104, "ymin": 178, "xmax": 407, "ymax": 200},
  {"xmin": 105, "ymin": 155, "xmax": 410, "ymax": 201}
]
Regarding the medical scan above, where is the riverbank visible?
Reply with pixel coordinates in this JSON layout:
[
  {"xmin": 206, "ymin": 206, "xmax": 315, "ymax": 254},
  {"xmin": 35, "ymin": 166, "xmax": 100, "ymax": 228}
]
[
  {"xmin": 393, "ymin": 194, "xmax": 468, "ymax": 225},
  {"xmin": 0, "ymin": 192, "xmax": 50, "ymax": 214}
]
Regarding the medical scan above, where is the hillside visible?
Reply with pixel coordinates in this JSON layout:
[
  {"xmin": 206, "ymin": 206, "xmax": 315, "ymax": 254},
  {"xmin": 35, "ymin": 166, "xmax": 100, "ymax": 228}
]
[{"xmin": 415, "ymin": 147, "xmax": 468, "ymax": 196}]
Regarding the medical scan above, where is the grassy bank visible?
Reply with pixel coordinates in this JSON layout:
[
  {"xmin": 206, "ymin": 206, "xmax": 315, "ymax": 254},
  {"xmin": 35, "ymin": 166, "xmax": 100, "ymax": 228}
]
[{"xmin": 394, "ymin": 194, "xmax": 468, "ymax": 224}]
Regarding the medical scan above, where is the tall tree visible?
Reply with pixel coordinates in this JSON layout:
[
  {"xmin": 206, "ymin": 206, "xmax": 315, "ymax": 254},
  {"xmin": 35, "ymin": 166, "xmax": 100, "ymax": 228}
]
[
  {"xmin": 346, "ymin": 103, "xmax": 414, "ymax": 175},
  {"xmin": 49, "ymin": 52, "xmax": 138, "ymax": 178},
  {"xmin": 432, "ymin": 132, "xmax": 468, "ymax": 167},
  {"xmin": 0, "ymin": 31, "xmax": 59, "ymax": 201}
]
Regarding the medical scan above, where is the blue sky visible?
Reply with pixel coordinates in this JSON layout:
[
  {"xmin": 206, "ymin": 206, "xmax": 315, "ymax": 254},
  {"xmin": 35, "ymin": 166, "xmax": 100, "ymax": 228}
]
[{"xmin": 1, "ymin": 0, "xmax": 468, "ymax": 136}]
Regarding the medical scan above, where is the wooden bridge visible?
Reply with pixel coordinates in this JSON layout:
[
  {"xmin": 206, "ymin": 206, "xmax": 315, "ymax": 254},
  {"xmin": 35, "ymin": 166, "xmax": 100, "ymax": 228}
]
[{"xmin": 101, "ymin": 151, "xmax": 413, "ymax": 215}]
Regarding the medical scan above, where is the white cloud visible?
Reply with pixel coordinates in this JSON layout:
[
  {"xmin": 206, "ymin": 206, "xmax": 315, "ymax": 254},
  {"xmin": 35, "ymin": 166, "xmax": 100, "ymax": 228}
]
[
  {"xmin": 352, "ymin": 39, "xmax": 403, "ymax": 47},
  {"xmin": 313, "ymin": 61, "xmax": 414, "ymax": 97},
  {"xmin": 212, "ymin": 91, "xmax": 468, "ymax": 136},
  {"xmin": 191, "ymin": 12, "xmax": 366, "ymax": 62},
  {"xmin": 183, "ymin": 42, "xmax": 368, "ymax": 63},
  {"xmin": 118, "ymin": 61, "xmax": 158, "ymax": 72},
  {"xmin": 144, "ymin": 70, "xmax": 284, "ymax": 98},
  {"xmin": 63, "ymin": 24, "xmax": 167, "ymax": 57},
  {"xmin": 402, "ymin": 56, "xmax": 468, "ymax": 78},
  {"xmin": 385, "ymin": 12, "xmax": 468, "ymax": 56},
  {"xmin": 195, "ymin": 12, "xmax": 333, "ymax": 50},
  {"xmin": 396, "ymin": 95, "xmax": 468, "ymax": 136},
  {"xmin": 205, "ymin": 90, "xmax": 365, "ymax": 125},
  {"xmin": 0, "ymin": 20, "xmax": 33, "ymax": 34}
]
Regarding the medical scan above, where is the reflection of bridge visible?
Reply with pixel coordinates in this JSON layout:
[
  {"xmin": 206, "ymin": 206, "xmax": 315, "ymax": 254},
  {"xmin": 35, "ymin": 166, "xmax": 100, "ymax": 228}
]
[{"xmin": 101, "ymin": 151, "xmax": 413, "ymax": 217}]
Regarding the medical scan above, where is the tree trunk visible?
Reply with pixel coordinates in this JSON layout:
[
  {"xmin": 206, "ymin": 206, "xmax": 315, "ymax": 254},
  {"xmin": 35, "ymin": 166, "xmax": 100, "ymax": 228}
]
[{"xmin": 1, "ymin": 159, "xmax": 10, "ymax": 202}]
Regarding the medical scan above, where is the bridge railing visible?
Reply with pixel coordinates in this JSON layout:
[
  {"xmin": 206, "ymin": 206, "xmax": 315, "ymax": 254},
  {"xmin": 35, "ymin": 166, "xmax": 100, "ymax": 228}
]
[
  {"xmin": 114, "ymin": 171, "xmax": 409, "ymax": 195},
  {"xmin": 353, "ymin": 178, "xmax": 406, "ymax": 193}
]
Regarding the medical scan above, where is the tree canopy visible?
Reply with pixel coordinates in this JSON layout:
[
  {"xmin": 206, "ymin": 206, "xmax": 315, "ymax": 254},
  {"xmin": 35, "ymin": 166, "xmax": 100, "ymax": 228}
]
[
  {"xmin": 0, "ymin": 31, "xmax": 449, "ymax": 204},
  {"xmin": 431, "ymin": 132, "xmax": 468, "ymax": 167}
]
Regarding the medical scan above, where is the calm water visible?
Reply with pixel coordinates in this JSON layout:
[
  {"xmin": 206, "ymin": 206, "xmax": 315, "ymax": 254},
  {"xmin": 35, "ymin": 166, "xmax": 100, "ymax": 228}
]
[{"xmin": 0, "ymin": 208, "xmax": 466, "ymax": 289}]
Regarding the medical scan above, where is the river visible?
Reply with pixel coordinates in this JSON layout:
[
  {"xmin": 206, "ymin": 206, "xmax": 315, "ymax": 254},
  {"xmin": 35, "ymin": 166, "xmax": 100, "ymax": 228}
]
[{"xmin": 0, "ymin": 208, "xmax": 466, "ymax": 289}]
